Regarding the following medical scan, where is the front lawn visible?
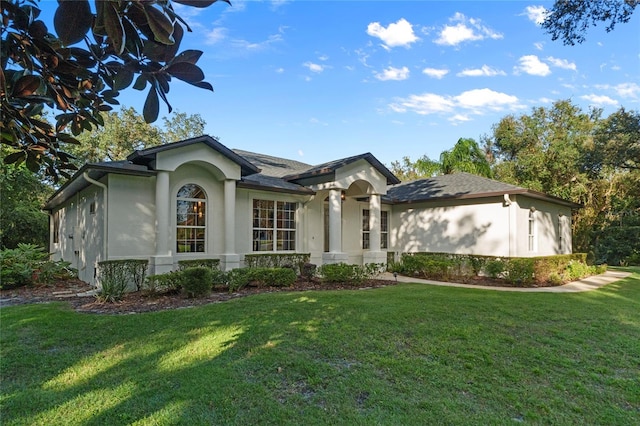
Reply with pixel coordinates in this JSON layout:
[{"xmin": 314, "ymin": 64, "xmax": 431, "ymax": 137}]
[{"xmin": 1, "ymin": 267, "xmax": 639, "ymax": 425}]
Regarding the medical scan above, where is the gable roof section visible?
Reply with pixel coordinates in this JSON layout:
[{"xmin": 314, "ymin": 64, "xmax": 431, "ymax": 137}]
[
  {"xmin": 233, "ymin": 149, "xmax": 313, "ymax": 178},
  {"xmin": 386, "ymin": 172, "xmax": 581, "ymax": 209},
  {"xmin": 283, "ymin": 152, "xmax": 401, "ymax": 185},
  {"xmin": 128, "ymin": 135, "xmax": 259, "ymax": 176}
]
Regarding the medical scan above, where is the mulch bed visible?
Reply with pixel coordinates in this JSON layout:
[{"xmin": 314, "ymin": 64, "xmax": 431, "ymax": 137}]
[{"xmin": 0, "ymin": 278, "xmax": 397, "ymax": 315}]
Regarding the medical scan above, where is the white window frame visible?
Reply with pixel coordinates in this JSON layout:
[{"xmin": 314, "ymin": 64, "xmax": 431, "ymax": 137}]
[
  {"xmin": 252, "ymin": 199, "xmax": 297, "ymax": 252},
  {"xmin": 528, "ymin": 209, "xmax": 537, "ymax": 252},
  {"xmin": 362, "ymin": 209, "xmax": 389, "ymax": 250},
  {"xmin": 176, "ymin": 184, "xmax": 207, "ymax": 253}
]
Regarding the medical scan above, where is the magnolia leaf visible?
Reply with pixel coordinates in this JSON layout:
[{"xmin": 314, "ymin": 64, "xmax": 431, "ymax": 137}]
[
  {"xmin": 3, "ymin": 151, "xmax": 25, "ymax": 165},
  {"xmin": 113, "ymin": 69, "xmax": 134, "ymax": 90},
  {"xmin": 143, "ymin": 87, "xmax": 159, "ymax": 123},
  {"xmin": 189, "ymin": 81, "xmax": 214, "ymax": 91},
  {"xmin": 143, "ymin": 4, "xmax": 175, "ymax": 45},
  {"xmin": 12, "ymin": 75, "xmax": 41, "ymax": 97},
  {"xmin": 173, "ymin": 0, "xmax": 230, "ymax": 7},
  {"xmin": 104, "ymin": 2, "xmax": 126, "ymax": 55},
  {"xmin": 171, "ymin": 49, "xmax": 203, "ymax": 65},
  {"xmin": 133, "ymin": 74, "xmax": 148, "ymax": 90},
  {"xmin": 54, "ymin": 0, "xmax": 92, "ymax": 46},
  {"xmin": 165, "ymin": 62, "xmax": 204, "ymax": 83}
]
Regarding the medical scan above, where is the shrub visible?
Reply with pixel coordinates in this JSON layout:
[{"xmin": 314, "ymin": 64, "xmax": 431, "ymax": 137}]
[
  {"xmin": 96, "ymin": 261, "xmax": 129, "ymax": 302},
  {"xmin": 257, "ymin": 268, "xmax": 297, "ymax": 287},
  {"xmin": 485, "ymin": 259, "xmax": 506, "ymax": 279},
  {"xmin": 318, "ymin": 263, "xmax": 382, "ymax": 284},
  {"xmin": 244, "ymin": 253, "xmax": 310, "ymax": 275},
  {"xmin": 505, "ymin": 258, "xmax": 535, "ymax": 286},
  {"xmin": 0, "ymin": 244, "xmax": 77, "ymax": 289},
  {"xmin": 181, "ymin": 267, "xmax": 213, "ymax": 298},
  {"xmin": 565, "ymin": 260, "xmax": 594, "ymax": 281},
  {"xmin": 301, "ymin": 262, "xmax": 316, "ymax": 281},
  {"xmin": 227, "ymin": 268, "xmax": 253, "ymax": 292},
  {"xmin": 177, "ymin": 259, "xmax": 220, "ymax": 271},
  {"xmin": 144, "ymin": 271, "xmax": 184, "ymax": 294}
]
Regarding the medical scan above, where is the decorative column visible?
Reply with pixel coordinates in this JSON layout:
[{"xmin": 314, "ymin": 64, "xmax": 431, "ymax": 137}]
[
  {"xmin": 363, "ymin": 193, "xmax": 387, "ymax": 265},
  {"xmin": 151, "ymin": 171, "xmax": 173, "ymax": 275},
  {"xmin": 323, "ymin": 188, "xmax": 348, "ymax": 264},
  {"xmin": 221, "ymin": 179, "xmax": 240, "ymax": 271}
]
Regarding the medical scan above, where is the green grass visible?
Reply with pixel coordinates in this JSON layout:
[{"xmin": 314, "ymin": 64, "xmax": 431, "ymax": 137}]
[{"xmin": 2, "ymin": 267, "xmax": 639, "ymax": 425}]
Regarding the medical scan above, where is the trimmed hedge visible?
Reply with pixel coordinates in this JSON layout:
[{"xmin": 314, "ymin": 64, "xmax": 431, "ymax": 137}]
[
  {"xmin": 318, "ymin": 262, "xmax": 385, "ymax": 285},
  {"xmin": 177, "ymin": 259, "xmax": 220, "ymax": 271},
  {"xmin": 393, "ymin": 252, "xmax": 603, "ymax": 287},
  {"xmin": 244, "ymin": 253, "xmax": 310, "ymax": 275}
]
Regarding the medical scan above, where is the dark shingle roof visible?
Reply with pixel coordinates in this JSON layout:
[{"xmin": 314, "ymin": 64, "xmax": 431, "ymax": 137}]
[
  {"xmin": 232, "ymin": 149, "xmax": 313, "ymax": 178},
  {"xmin": 283, "ymin": 152, "xmax": 401, "ymax": 185},
  {"xmin": 386, "ymin": 172, "xmax": 580, "ymax": 208}
]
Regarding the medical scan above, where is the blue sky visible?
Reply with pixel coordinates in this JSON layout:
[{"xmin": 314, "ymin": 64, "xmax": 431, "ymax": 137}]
[{"xmin": 43, "ymin": 1, "xmax": 640, "ymax": 166}]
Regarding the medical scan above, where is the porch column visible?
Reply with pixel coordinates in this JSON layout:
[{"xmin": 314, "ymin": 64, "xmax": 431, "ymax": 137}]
[
  {"xmin": 151, "ymin": 171, "xmax": 173, "ymax": 275},
  {"xmin": 329, "ymin": 188, "xmax": 342, "ymax": 253},
  {"xmin": 155, "ymin": 171, "xmax": 170, "ymax": 256},
  {"xmin": 323, "ymin": 188, "xmax": 348, "ymax": 264},
  {"xmin": 221, "ymin": 179, "xmax": 240, "ymax": 271},
  {"xmin": 363, "ymin": 193, "xmax": 387, "ymax": 265},
  {"xmin": 369, "ymin": 193, "xmax": 381, "ymax": 251}
]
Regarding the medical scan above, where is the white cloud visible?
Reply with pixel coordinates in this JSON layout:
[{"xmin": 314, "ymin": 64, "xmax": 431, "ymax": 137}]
[
  {"xmin": 457, "ymin": 65, "xmax": 506, "ymax": 77},
  {"xmin": 318, "ymin": 54, "xmax": 329, "ymax": 61},
  {"xmin": 434, "ymin": 13, "xmax": 502, "ymax": 46},
  {"xmin": 303, "ymin": 62, "xmax": 326, "ymax": 73},
  {"xmin": 515, "ymin": 55, "xmax": 551, "ymax": 76},
  {"xmin": 298, "ymin": 149, "xmax": 304, "ymax": 157},
  {"xmin": 206, "ymin": 27, "xmax": 228, "ymax": 44},
  {"xmin": 275, "ymin": 67, "xmax": 284, "ymax": 74},
  {"xmin": 449, "ymin": 114, "xmax": 471, "ymax": 123},
  {"xmin": 546, "ymin": 56, "xmax": 577, "ymax": 71},
  {"xmin": 309, "ymin": 117, "xmax": 328, "ymax": 126},
  {"xmin": 422, "ymin": 68, "xmax": 449, "ymax": 79},
  {"xmin": 366, "ymin": 18, "xmax": 419, "ymax": 49},
  {"xmin": 580, "ymin": 94, "xmax": 619, "ymax": 106},
  {"xmin": 524, "ymin": 5, "xmax": 548, "ymax": 25},
  {"xmin": 613, "ymin": 82, "xmax": 640, "ymax": 98},
  {"xmin": 534, "ymin": 42, "xmax": 544, "ymax": 51},
  {"xmin": 389, "ymin": 88, "xmax": 519, "ymax": 118},
  {"xmin": 375, "ymin": 66, "xmax": 410, "ymax": 81},
  {"xmin": 231, "ymin": 32, "xmax": 283, "ymax": 50}
]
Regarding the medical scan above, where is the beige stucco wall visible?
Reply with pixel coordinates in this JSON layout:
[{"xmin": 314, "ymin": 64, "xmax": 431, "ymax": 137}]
[
  {"xmin": 513, "ymin": 195, "xmax": 573, "ymax": 257},
  {"xmin": 391, "ymin": 197, "xmax": 511, "ymax": 257},
  {"xmin": 51, "ymin": 184, "xmax": 105, "ymax": 283},
  {"xmin": 107, "ymin": 174, "xmax": 155, "ymax": 259}
]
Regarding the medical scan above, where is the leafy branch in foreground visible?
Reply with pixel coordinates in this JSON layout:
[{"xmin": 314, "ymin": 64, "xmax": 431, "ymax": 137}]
[{"xmin": 1, "ymin": 0, "xmax": 228, "ymax": 180}]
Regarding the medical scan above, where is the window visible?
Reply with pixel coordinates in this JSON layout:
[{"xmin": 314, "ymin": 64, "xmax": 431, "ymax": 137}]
[
  {"xmin": 253, "ymin": 200, "xmax": 296, "ymax": 251},
  {"xmin": 528, "ymin": 209, "xmax": 536, "ymax": 252},
  {"xmin": 89, "ymin": 201, "xmax": 96, "ymax": 214},
  {"xmin": 362, "ymin": 209, "xmax": 388, "ymax": 249},
  {"xmin": 176, "ymin": 184, "xmax": 206, "ymax": 253},
  {"xmin": 53, "ymin": 211, "xmax": 60, "ymax": 244}
]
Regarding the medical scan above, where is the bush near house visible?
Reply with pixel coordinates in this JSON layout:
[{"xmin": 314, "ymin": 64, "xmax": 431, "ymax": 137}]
[
  {"xmin": 96, "ymin": 259, "xmax": 149, "ymax": 301},
  {"xmin": 0, "ymin": 244, "xmax": 75, "ymax": 289},
  {"xmin": 181, "ymin": 267, "xmax": 213, "ymax": 298},
  {"xmin": 244, "ymin": 253, "xmax": 310, "ymax": 275},
  {"xmin": 318, "ymin": 263, "xmax": 385, "ymax": 285},
  {"xmin": 392, "ymin": 252, "xmax": 605, "ymax": 287}
]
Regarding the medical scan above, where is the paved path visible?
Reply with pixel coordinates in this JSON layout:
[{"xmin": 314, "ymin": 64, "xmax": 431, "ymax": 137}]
[{"xmin": 379, "ymin": 270, "xmax": 632, "ymax": 293}]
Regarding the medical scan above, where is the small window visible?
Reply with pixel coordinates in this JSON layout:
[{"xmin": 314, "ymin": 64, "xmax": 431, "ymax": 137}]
[
  {"xmin": 53, "ymin": 211, "xmax": 60, "ymax": 244},
  {"xmin": 89, "ymin": 201, "xmax": 96, "ymax": 214},
  {"xmin": 176, "ymin": 184, "xmax": 206, "ymax": 253},
  {"xmin": 362, "ymin": 209, "xmax": 389, "ymax": 250}
]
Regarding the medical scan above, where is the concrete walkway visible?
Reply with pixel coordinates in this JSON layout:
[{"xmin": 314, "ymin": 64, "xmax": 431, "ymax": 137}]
[{"xmin": 379, "ymin": 270, "xmax": 632, "ymax": 293}]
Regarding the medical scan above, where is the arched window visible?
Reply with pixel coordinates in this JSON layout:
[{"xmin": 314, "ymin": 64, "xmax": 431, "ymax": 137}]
[{"xmin": 176, "ymin": 184, "xmax": 206, "ymax": 253}]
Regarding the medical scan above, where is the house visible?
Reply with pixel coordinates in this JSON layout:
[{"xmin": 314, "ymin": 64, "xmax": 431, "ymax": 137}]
[{"xmin": 44, "ymin": 135, "xmax": 579, "ymax": 285}]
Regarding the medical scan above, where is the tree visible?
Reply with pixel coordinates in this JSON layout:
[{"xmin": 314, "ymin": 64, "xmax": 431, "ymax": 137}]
[
  {"xmin": 390, "ymin": 138, "xmax": 492, "ymax": 180},
  {"xmin": 487, "ymin": 99, "xmax": 640, "ymax": 264},
  {"xmin": 542, "ymin": 0, "xmax": 639, "ymax": 45},
  {"xmin": 440, "ymin": 138, "xmax": 492, "ymax": 178},
  {"xmin": 67, "ymin": 107, "xmax": 206, "ymax": 165},
  {"xmin": 0, "ymin": 162, "xmax": 52, "ymax": 248},
  {"xmin": 1, "ymin": 0, "xmax": 227, "ymax": 180}
]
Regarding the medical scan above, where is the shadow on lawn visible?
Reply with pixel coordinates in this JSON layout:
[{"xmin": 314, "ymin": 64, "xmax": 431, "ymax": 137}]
[{"xmin": 3, "ymin": 273, "xmax": 640, "ymax": 425}]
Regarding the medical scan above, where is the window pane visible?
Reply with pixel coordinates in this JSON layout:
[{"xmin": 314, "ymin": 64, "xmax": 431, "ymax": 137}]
[
  {"xmin": 253, "ymin": 230, "xmax": 273, "ymax": 251},
  {"xmin": 362, "ymin": 209, "xmax": 370, "ymax": 231},
  {"xmin": 177, "ymin": 184, "xmax": 205, "ymax": 199},
  {"xmin": 277, "ymin": 230, "xmax": 295, "ymax": 251},
  {"xmin": 177, "ymin": 184, "xmax": 206, "ymax": 253}
]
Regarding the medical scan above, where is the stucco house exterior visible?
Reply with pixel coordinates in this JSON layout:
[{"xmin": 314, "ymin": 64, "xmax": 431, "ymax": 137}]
[{"xmin": 44, "ymin": 135, "xmax": 579, "ymax": 285}]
